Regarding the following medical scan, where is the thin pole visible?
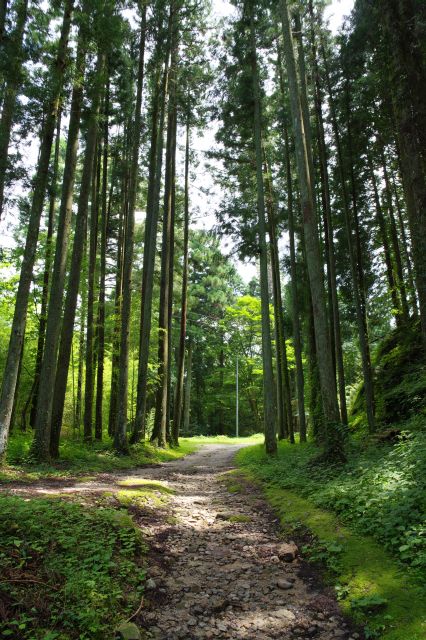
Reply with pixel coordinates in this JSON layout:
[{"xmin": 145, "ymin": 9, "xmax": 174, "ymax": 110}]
[{"xmin": 236, "ymin": 357, "xmax": 239, "ymax": 438}]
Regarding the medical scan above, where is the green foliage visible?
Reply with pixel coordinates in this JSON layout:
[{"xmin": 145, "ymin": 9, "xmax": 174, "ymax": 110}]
[
  {"xmin": 237, "ymin": 431, "xmax": 426, "ymax": 583},
  {"xmin": 1, "ymin": 433, "xmax": 198, "ymax": 481},
  {"xmin": 236, "ymin": 450, "xmax": 426, "ymax": 640},
  {"xmin": 350, "ymin": 319, "xmax": 426, "ymax": 428},
  {"xmin": 0, "ymin": 495, "xmax": 146, "ymax": 639}
]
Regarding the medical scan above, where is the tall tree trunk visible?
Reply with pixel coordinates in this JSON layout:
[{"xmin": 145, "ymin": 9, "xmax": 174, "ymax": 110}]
[
  {"xmin": 48, "ymin": 53, "xmax": 105, "ymax": 459},
  {"xmin": 277, "ymin": 54, "xmax": 307, "ymax": 441},
  {"xmin": 0, "ymin": 0, "xmax": 28, "ymax": 218},
  {"xmin": 0, "ymin": 0, "xmax": 74, "ymax": 461},
  {"xmin": 249, "ymin": 6, "xmax": 277, "ymax": 455},
  {"xmin": 368, "ymin": 155, "xmax": 401, "ymax": 320},
  {"xmin": 32, "ymin": 27, "xmax": 88, "ymax": 458},
  {"xmin": 172, "ymin": 118, "xmax": 190, "ymax": 446},
  {"xmin": 108, "ymin": 158, "xmax": 128, "ymax": 436},
  {"xmin": 83, "ymin": 137, "xmax": 100, "ymax": 443},
  {"xmin": 391, "ymin": 170, "xmax": 417, "ymax": 314},
  {"xmin": 381, "ymin": 0, "xmax": 426, "ymax": 346},
  {"xmin": 380, "ymin": 147, "xmax": 409, "ymax": 322},
  {"xmin": 152, "ymin": 34, "xmax": 178, "ymax": 447},
  {"xmin": 75, "ymin": 284, "xmax": 86, "ymax": 434},
  {"xmin": 29, "ymin": 112, "xmax": 61, "ymax": 428},
  {"xmin": 183, "ymin": 339, "xmax": 192, "ymax": 434},
  {"xmin": 280, "ymin": 0, "xmax": 342, "ymax": 455},
  {"xmin": 320, "ymin": 42, "xmax": 375, "ymax": 434},
  {"xmin": 308, "ymin": 0, "xmax": 347, "ymax": 424},
  {"xmin": 95, "ymin": 80, "xmax": 109, "ymax": 441},
  {"xmin": 114, "ymin": 5, "xmax": 146, "ymax": 453},
  {"xmin": 132, "ymin": 40, "xmax": 171, "ymax": 443},
  {"xmin": 264, "ymin": 159, "xmax": 293, "ymax": 442}
]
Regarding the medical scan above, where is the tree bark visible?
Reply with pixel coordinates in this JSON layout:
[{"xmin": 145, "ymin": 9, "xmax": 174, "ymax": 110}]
[
  {"xmin": 280, "ymin": 0, "xmax": 341, "ymax": 451},
  {"xmin": 114, "ymin": 5, "xmax": 146, "ymax": 453},
  {"xmin": 249, "ymin": 6, "xmax": 277, "ymax": 455},
  {"xmin": 152, "ymin": 33, "xmax": 178, "ymax": 447},
  {"xmin": 48, "ymin": 53, "xmax": 105, "ymax": 459},
  {"xmin": 0, "ymin": 0, "xmax": 74, "ymax": 461},
  {"xmin": 32, "ymin": 25, "xmax": 87, "ymax": 456},
  {"xmin": 95, "ymin": 80, "xmax": 109, "ymax": 441},
  {"xmin": 29, "ymin": 112, "xmax": 61, "ymax": 428},
  {"xmin": 172, "ymin": 118, "xmax": 190, "ymax": 446},
  {"xmin": 0, "ymin": 0, "xmax": 29, "ymax": 218},
  {"xmin": 321, "ymin": 41, "xmax": 375, "ymax": 434},
  {"xmin": 132, "ymin": 38, "xmax": 171, "ymax": 443}
]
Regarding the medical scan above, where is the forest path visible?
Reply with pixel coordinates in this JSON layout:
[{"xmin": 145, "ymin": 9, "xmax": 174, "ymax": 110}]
[{"xmin": 2, "ymin": 445, "xmax": 360, "ymax": 640}]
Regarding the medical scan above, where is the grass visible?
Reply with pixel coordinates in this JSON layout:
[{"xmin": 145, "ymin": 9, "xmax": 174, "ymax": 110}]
[
  {"xmin": 237, "ymin": 439, "xmax": 426, "ymax": 640},
  {"xmin": 0, "ymin": 433, "xmax": 200, "ymax": 482},
  {"xmin": 0, "ymin": 494, "xmax": 148, "ymax": 639},
  {"xmin": 182, "ymin": 433, "xmax": 264, "ymax": 445},
  {"xmin": 0, "ymin": 433, "xmax": 260, "ymax": 483}
]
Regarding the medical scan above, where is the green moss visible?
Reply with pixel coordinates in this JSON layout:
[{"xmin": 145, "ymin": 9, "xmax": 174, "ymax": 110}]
[
  {"xmin": 350, "ymin": 318, "xmax": 426, "ymax": 428},
  {"xmin": 228, "ymin": 514, "xmax": 251, "ymax": 523},
  {"xmin": 237, "ymin": 441, "xmax": 426, "ymax": 640}
]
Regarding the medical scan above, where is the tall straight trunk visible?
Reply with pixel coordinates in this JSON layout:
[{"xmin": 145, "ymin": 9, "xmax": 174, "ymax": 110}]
[
  {"xmin": 75, "ymin": 286, "xmax": 86, "ymax": 433},
  {"xmin": 114, "ymin": 6, "xmax": 146, "ymax": 453},
  {"xmin": 32, "ymin": 27, "xmax": 87, "ymax": 457},
  {"xmin": 48, "ymin": 53, "xmax": 105, "ymax": 459},
  {"xmin": 0, "ymin": 0, "xmax": 74, "ymax": 460},
  {"xmin": 344, "ymin": 79, "xmax": 376, "ymax": 431},
  {"xmin": 381, "ymin": 147, "xmax": 409, "ymax": 322},
  {"xmin": 308, "ymin": 1, "xmax": 347, "ymax": 424},
  {"xmin": 391, "ymin": 171, "xmax": 417, "ymax": 314},
  {"xmin": 321, "ymin": 42, "xmax": 375, "ymax": 434},
  {"xmin": 183, "ymin": 340, "xmax": 193, "ymax": 434},
  {"xmin": 0, "ymin": 0, "xmax": 28, "ymax": 218},
  {"xmin": 132, "ymin": 41, "xmax": 171, "ymax": 443},
  {"xmin": 264, "ymin": 159, "xmax": 293, "ymax": 442},
  {"xmin": 172, "ymin": 119, "xmax": 190, "ymax": 446},
  {"xmin": 29, "ymin": 113, "xmax": 61, "ymax": 428},
  {"xmin": 108, "ymin": 160, "xmax": 128, "ymax": 436},
  {"xmin": 249, "ymin": 8, "xmax": 276, "ymax": 455},
  {"xmin": 380, "ymin": 0, "xmax": 426, "ymax": 345},
  {"xmin": 95, "ymin": 81, "xmax": 109, "ymax": 441},
  {"xmin": 285, "ymin": 131, "xmax": 307, "ymax": 441},
  {"xmin": 368, "ymin": 155, "xmax": 401, "ymax": 319},
  {"xmin": 83, "ymin": 138, "xmax": 100, "ymax": 443},
  {"xmin": 152, "ymin": 44, "xmax": 178, "ymax": 447},
  {"xmin": 280, "ymin": 0, "xmax": 341, "ymax": 448}
]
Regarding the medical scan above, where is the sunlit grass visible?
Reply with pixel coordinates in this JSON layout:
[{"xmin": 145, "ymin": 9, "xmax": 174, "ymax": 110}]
[{"xmin": 237, "ymin": 441, "xmax": 426, "ymax": 640}]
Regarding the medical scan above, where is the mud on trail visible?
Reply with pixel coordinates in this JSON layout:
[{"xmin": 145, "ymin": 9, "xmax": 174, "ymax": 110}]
[{"xmin": 2, "ymin": 445, "xmax": 363, "ymax": 640}]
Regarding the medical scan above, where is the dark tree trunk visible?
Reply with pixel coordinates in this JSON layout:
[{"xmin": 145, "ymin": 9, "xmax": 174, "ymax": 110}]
[
  {"xmin": 114, "ymin": 6, "xmax": 146, "ymax": 453},
  {"xmin": 48, "ymin": 53, "xmax": 105, "ymax": 459},
  {"xmin": 172, "ymin": 119, "xmax": 190, "ymax": 446},
  {"xmin": 0, "ymin": 0, "xmax": 74, "ymax": 460}
]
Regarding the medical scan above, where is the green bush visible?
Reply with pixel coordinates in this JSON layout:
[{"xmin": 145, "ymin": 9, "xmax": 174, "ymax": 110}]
[
  {"xmin": 0, "ymin": 496, "xmax": 146, "ymax": 639},
  {"xmin": 237, "ymin": 431, "xmax": 426, "ymax": 583}
]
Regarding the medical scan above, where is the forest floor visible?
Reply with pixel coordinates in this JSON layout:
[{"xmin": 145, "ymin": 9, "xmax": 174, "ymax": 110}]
[{"xmin": 2, "ymin": 444, "xmax": 362, "ymax": 640}]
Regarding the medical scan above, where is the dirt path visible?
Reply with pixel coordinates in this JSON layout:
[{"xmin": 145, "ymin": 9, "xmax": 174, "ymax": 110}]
[{"xmin": 3, "ymin": 445, "xmax": 361, "ymax": 640}]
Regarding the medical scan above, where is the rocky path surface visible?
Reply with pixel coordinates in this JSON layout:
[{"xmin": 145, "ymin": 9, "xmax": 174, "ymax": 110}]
[
  {"xmin": 135, "ymin": 445, "xmax": 361, "ymax": 640},
  {"xmin": 3, "ymin": 444, "xmax": 362, "ymax": 640}
]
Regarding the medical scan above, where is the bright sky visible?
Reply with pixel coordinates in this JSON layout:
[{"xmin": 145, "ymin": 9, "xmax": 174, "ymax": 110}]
[{"xmin": 191, "ymin": 0, "xmax": 355, "ymax": 283}]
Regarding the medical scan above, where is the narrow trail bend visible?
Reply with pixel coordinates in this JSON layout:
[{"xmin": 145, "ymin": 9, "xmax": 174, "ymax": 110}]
[{"xmin": 3, "ymin": 445, "xmax": 361, "ymax": 640}]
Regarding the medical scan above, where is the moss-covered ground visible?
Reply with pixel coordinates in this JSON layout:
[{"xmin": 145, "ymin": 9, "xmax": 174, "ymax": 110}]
[{"xmin": 237, "ymin": 439, "xmax": 426, "ymax": 640}]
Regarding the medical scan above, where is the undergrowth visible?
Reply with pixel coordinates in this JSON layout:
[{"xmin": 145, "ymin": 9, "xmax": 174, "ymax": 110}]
[
  {"xmin": 0, "ymin": 495, "xmax": 147, "ymax": 639},
  {"xmin": 237, "ymin": 431, "xmax": 426, "ymax": 639},
  {"xmin": 237, "ymin": 429, "xmax": 426, "ymax": 581},
  {"xmin": 0, "ymin": 433, "xmax": 199, "ymax": 482}
]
